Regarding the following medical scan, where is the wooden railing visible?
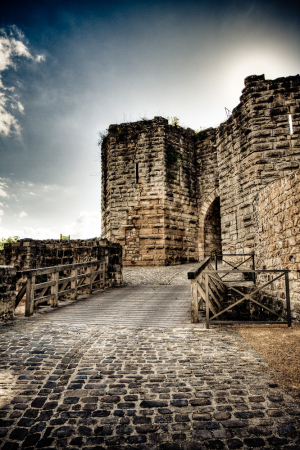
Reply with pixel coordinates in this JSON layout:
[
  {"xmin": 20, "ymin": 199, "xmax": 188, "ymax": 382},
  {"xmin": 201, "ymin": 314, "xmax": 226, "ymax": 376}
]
[
  {"xmin": 203, "ymin": 268, "xmax": 291, "ymax": 328},
  {"xmin": 188, "ymin": 256, "xmax": 292, "ymax": 328},
  {"xmin": 15, "ymin": 260, "xmax": 106, "ymax": 317},
  {"xmin": 187, "ymin": 257, "xmax": 211, "ymax": 323}
]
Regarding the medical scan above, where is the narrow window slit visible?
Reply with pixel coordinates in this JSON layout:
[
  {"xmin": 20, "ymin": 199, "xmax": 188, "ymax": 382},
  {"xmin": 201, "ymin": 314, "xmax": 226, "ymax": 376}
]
[
  {"xmin": 289, "ymin": 114, "xmax": 294, "ymax": 135},
  {"xmin": 136, "ymin": 163, "xmax": 139, "ymax": 183}
]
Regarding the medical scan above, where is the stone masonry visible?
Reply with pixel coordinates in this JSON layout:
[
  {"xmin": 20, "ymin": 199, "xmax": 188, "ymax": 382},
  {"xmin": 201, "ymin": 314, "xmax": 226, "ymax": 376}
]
[
  {"xmin": 0, "ymin": 275, "xmax": 299, "ymax": 449},
  {"xmin": 101, "ymin": 74, "xmax": 300, "ymax": 265},
  {"xmin": 0, "ymin": 266, "xmax": 16, "ymax": 321},
  {"xmin": 0, "ymin": 238, "xmax": 122, "ymax": 321},
  {"xmin": 253, "ymin": 169, "xmax": 300, "ymax": 319},
  {"xmin": 3, "ymin": 238, "xmax": 123, "ymax": 288}
]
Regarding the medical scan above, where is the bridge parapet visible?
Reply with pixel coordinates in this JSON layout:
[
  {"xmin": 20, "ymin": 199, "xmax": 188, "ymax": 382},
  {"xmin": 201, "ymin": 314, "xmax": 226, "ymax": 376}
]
[{"xmin": 0, "ymin": 238, "xmax": 122, "ymax": 321}]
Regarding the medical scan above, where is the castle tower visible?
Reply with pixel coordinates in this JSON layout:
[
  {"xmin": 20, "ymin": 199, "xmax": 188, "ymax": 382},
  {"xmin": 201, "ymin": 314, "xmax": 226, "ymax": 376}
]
[{"xmin": 101, "ymin": 117, "xmax": 201, "ymax": 265}]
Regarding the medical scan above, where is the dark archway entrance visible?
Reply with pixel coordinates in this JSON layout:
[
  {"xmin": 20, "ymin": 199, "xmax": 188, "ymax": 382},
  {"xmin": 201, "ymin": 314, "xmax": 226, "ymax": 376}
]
[{"xmin": 204, "ymin": 196, "xmax": 222, "ymax": 257}]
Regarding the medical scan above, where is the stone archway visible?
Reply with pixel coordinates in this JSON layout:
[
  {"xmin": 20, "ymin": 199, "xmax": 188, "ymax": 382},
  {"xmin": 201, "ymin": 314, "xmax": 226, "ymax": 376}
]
[{"xmin": 198, "ymin": 188, "xmax": 221, "ymax": 260}]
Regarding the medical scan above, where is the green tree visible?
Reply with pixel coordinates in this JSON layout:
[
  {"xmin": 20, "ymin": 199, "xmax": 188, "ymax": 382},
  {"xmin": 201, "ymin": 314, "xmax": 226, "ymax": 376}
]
[{"xmin": 0, "ymin": 236, "xmax": 19, "ymax": 251}]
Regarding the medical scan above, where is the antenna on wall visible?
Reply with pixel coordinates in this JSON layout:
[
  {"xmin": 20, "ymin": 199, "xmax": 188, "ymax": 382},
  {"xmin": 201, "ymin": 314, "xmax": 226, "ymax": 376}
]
[{"xmin": 225, "ymin": 107, "xmax": 232, "ymax": 118}]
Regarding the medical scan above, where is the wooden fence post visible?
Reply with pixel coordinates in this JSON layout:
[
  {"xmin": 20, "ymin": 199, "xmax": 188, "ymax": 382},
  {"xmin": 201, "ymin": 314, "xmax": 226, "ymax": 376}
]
[
  {"xmin": 205, "ymin": 273, "xmax": 210, "ymax": 329},
  {"xmin": 50, "ymin": 271, "xmax": 59, "ymax": 307},
  {"xmin": 191, "ymin": 279, "xmax": 198, "ymax": 323},
  {"xmin": 88, "ymin": 266, "xmax": 93, "ymax": 294},
  {"xmin": 71, "ymin": 267, "xmax": 78, "ymax": 300},
  {"xmin": 25, "ymin": 274, "xmax": 35, "ymax": 317},
  {"xmin": 285, "ymin": 271, "xmax": 292, "ymax": 327}
]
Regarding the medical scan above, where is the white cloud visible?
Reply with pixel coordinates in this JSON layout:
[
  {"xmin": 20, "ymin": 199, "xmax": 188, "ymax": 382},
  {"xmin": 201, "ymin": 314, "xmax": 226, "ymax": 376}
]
[
  {"xmin": 0, "ymin": 210, "xmax": 4, "ymax": 216},
  {"xmin": 0, "ymin": 202, "xmax": 3, "ymax": 206},
  {"xmin": 0, "ymin": 211, "xmax": 101, "ymax": 241},
  {"xmin": 29, "ymin": 192, "xmax": 36, "ymax": 195},
  {"xmin": 0, "ymin": 186, "xmax": 9, "ymax": 197},
  {"xmin": 0, "ymin": 26, "xmax": 45, "ymax": 136},
  {"xmin": 62, "ymin": 211, "xmax": 101, "ymax": 239},
  {"xmin": 0, "ymin": 226, "xmax": 57, "ymax": 240},
  {"xmin": 19, "ymin": 211, "xmax": 27, "ymax": 218}
]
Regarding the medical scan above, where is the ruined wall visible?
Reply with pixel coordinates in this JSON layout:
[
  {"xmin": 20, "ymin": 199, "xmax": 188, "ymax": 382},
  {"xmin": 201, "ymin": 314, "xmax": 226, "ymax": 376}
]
[
  {"xmin": 102, "ymin": 117, "xmax": 166, "ymax": 266},
  {"xmin": 0, "ymin": 266, "xmax": 16, "ymax": 320},
  {"xmin": 204, "ymin": 197, "xmax": 222, "ymax": 257},
  {"xmin": 102, "ymin": 74, "xmax": 300, "ymax": 266},
  {"xmin": 102, "ymin": 117, "xmax": 202, "ymax": 265},
  {"xmin": 4, "ymin": 238, "xmax": 122, "ymax": 287},
  {"xmin": 253, "ymin": 170, "xmax": 300, "ymax": 319},
  {"xmin": 163, "ymin": 126, "xmax": 198, "ymax": 264},
  {"xmin": 195, "ymin": 129, "xmax": 220, "ymax": 259},
  {"xmin": 217, "ymin": 74, "xmax": 300, "ymax": 256}
]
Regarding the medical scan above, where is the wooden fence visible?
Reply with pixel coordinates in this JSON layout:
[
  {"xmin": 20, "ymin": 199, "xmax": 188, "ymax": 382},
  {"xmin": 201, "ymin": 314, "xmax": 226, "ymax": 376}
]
[
  {"xmin": 15, "ymin": 259, "xmax": 106, "ymax": 317},
  {"xmin": 188, "ymin": 256, "xmax": 291, "ymax": 328}
]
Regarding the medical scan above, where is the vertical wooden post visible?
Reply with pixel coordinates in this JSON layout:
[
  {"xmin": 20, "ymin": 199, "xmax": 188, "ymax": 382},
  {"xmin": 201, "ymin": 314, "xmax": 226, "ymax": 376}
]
[
  {"xmin": 50, "ymin": 271, "xmax": 59, "ymax": 307},
  {"xmin": 71, "ymin": 267, "xmax": 77, "ymax": 300},
  {"xmin": 252, "ymin": 254, "xmax": 256, "ymax": 285},
  {"xmin": 191, "ymin": 279, "xmax": 198, "ymax": 323},
  {"xmin": 89, "ymin": 265, "xmax": 93, "ymax": 294},
  {"xmin": 198, "ymin": 275, "xmax": 203, "ymax": 311},
  {"xmin": 215, "ymin": 254, "xmax": 217, "ymax": 271},
  {"xmin": 25, "ymin": 274, "xmax": 35, "ymax": 317},
  {"xmin": 205, "ymin": 273, "xmax": 209, "ymax": 329},
  {"xmin": 102, "ymin": 261, "xmax": 106, "ymax": 288},
  {"xmin": 285, "ymin": 271, "xmax": 292, "ymax": 327}
]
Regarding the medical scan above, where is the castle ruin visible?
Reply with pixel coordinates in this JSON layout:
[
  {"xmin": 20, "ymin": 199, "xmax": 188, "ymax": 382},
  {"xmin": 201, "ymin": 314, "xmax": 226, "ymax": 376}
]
[{"xmin": 101, "ymin": 74, "xmax": 300, "ymax": 269}]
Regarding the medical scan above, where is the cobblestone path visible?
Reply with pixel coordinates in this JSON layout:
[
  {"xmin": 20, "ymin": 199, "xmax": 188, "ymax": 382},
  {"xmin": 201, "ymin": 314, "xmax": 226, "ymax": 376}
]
[{"xmin": 0, "ymin": 265, "xmax": 299, "ymax": 449}]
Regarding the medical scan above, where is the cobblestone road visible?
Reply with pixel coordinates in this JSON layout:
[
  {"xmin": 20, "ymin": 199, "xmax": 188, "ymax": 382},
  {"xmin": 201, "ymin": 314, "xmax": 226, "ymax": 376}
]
[{"xmin": 0, "ymin": 265, "xmax": 299, "ymax": 449}]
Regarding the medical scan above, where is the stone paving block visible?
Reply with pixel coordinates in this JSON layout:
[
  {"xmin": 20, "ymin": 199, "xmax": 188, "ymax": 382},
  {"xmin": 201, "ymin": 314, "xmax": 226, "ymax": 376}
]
[{"xmin": 0, "ymin": 283, "xmax": 300, "ymax": 449}]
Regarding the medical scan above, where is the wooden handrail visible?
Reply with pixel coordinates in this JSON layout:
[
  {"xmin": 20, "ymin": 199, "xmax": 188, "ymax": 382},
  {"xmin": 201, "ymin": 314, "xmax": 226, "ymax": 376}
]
[
  {"xmin": 187, "ymin": 257, "xmax": 211, "ymax": 322},
  {"xmin": 187, "ymin": 257, "xmax": 210, "ymax": 280},
  {"xmin": 16, "ymin": 259, "xmax": 106, "ymax": 317}
]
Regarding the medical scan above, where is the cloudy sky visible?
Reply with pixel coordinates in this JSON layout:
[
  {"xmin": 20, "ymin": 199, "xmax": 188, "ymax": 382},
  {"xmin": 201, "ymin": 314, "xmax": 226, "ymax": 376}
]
[{"xmin": 0, "ymin": 0, "xmax": 299, "ymax": 240}]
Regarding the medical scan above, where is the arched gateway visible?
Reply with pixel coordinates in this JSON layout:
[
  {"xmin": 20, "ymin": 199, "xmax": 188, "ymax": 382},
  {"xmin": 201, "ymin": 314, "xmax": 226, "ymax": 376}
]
[{"xmin": 198, "ymin": 188, "xmax": 222, "ymax": 260}]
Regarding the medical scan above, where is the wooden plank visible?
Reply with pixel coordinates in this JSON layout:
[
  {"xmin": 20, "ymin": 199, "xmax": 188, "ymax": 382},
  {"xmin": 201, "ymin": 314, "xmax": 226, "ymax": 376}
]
[
  {"xmin": 208, "ymin": 284, "xmax": 221, "ymax": 309},
  {"xmin": 210, "ymin": 321, "xmax": 288, "ymax": 324},
  {"xmin": 76, "ymin": 283, "xmax": 90, "ymax": 290},
  {"xmin": 197, "ymin": 281, "xmax": 205, "ymax": 311},
  {"xmin": 25, "ymin": 275, "xmax": 35, "ymax": 317},
  {"xmin": 50, "ymin": 272, "xmax": 59, "ymax": 307},
  {"xmin": 71, "ymin": 268, "xmax": 77, "ymax": 300},
  {"xmin": 197, "ymin": 280, "xmax": 217, "ymax": 315},
  {"xmin": 58, "ymin": 276, "xmax": 75, "ymax": 284},
  {"xmin": 197, "ymin": 280, "xmax": 205, "ymax": 311},
  {"xmin": 92, "ymin": 278, "xmax": 105, "ymax": 287},
  {"xmin": 187, "ymin": 257, "xmax": 210, "ymax": 279},
  {"xmin": 35, "ymin": 294, "xmax": 56, "ymax": 305},
  {"xmin": 17, "ymin": 259, "xmax": 106, "ymax": 278},
  {"xmin": 58, "ymin": 288, "xmax": 76, "ymax": 297},
  {"xmin": 191, "ymin": 279, "xmax": 198, "ymax": 323},
  {"xmin": 34, "ymin": 280, "xmax": 56, "ymax": 290},
  {"xmin": 205, "ymin": 274, "xmax": 209, "ymax": 329},
  {"xmin": 16, "ymin": 282, "xmax": 26, "ymax": 307}
]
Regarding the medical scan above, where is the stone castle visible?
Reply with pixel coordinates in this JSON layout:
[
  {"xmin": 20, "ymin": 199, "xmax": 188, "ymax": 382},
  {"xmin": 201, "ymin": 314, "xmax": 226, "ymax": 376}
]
[{"xmin": 101, "ymin": 74, "xmax": 300, "ymax": 277}]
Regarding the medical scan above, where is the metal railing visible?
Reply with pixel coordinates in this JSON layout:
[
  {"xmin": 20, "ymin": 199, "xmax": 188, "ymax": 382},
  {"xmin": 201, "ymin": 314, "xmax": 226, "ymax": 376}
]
[{"xmin": 15, "ymin": 259, "xmax": 106, "ymax": 317}]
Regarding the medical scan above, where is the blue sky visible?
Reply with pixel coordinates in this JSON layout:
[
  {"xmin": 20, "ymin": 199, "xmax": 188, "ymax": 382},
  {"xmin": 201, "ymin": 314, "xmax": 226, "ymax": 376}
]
[{"xmin": 0, "ymin": 0, "xmax": 299, "ymax": 239}]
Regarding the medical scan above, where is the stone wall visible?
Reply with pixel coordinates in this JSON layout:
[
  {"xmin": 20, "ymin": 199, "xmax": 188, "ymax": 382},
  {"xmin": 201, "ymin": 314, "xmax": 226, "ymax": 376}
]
[
  {"xmin": 102, "ymin": 117, "xmax": 202, "ymax": 265},
  {"xmin": 204, "ymin": 197, "xmax": 222, "ymax": 257},
  {"xmin": 253, "ymin": 170, "xmax": 300, "ymax": 319},
  {"xmin": 102, "ymin": 74, "xmax": 300, "ymax": 266},
  {"xmin": 0, "ymin": 266, "xmax": 16, "ymax": 320},
  {"xmin": 4, "ymin": 238, "xmax": 122, "ymax": 288},
  {"xmin": 217, "ymin": 74, "xmax": 300, "ymax": 256}
]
